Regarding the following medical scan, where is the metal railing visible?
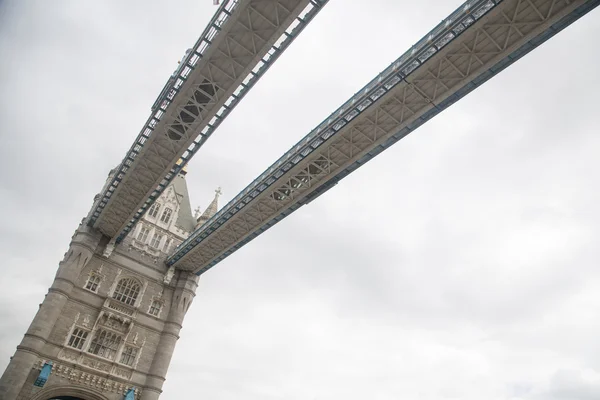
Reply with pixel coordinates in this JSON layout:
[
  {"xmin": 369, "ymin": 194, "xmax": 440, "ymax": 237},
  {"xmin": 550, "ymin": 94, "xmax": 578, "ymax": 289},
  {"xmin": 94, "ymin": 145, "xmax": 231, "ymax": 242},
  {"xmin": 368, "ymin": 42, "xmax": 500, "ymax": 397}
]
[{"xmin": 168, "ymin": 0, "xmax": 502, "ymax": 265}]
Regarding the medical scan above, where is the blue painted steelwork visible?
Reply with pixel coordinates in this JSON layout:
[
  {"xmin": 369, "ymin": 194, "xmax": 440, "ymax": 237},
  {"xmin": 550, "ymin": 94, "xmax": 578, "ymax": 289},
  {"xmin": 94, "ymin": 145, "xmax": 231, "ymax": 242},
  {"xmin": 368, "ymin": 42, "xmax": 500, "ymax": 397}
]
[
  {"xmin": 124, "ymin": 387, "xmax": 136, "ymax": 400},
  {"xmin": 168, "ymin": 0, "xmax": 599, "ymax": 273},
  {"xmin": 33, "ymin": 361, "xmax": 53, "ymax": 387},
  {"xmin": 87, "ymin": 0, "xmax": 329, "ymax": 243}
]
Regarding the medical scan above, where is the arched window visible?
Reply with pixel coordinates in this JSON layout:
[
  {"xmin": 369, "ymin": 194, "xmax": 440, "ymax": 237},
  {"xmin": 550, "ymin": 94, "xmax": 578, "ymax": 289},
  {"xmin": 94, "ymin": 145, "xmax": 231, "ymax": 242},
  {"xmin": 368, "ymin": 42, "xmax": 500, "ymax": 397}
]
[
  {"xmin": 148, "ymin": 202, "xmax": 161, "ymax": 218},
  {"xmin": 150, "ymin": 232, "xmax": 163, "ymax": 248},
  {"xmin": 160, "ymin": 207, "xmax": 173, "ymax": 223},
  {"xmin": 112, "ymin": 278, "xmax": 141, "ymax": 306},
  {"xmin": 137, "ymin": 226, "xmax": 150, "ymax": 242},
  {"xmin": 67, "ymin": 328, "xmax": 89, "ymax": 350},
  {"xmin": 84, "ymin": 273, "xmax": 101, "ymax": 292},
  {"xmin": 163, "ymin": 238, "xmax": 172, "ymax": 253},
  {"xmin": 88, "ymin": 330, "xmax": 121, "ymax": 360},
  {"xmin": 120, "ymin": 346, "xmax": 138, "ymax": 366},
  {"xmin": 148, "ymin": 300, "xmax": 162, "ymax": 317}
]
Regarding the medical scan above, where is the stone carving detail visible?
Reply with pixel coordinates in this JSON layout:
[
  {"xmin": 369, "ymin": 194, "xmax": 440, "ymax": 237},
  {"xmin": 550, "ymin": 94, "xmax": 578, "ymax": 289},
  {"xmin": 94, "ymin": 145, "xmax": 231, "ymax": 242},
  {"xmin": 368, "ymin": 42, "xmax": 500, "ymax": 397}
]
[
  {"xmin": 82, "ymin": 357, "xmax": 111, "ymax": 372},
  {"xmin": 64, "ymin": 312, "xmax": 81, "ymax": 344},
  {"xmin": 163, "ymin": 266, "xmax": 175, "ymax": 284},
  {"xmin": 35, "ymin": 359, "xmax": 141, "ymax": 397},
  {"xmin": 82, "ymin": 314, "xmax": 91, "ymax": 328},
  {"xmin": 102, "ymin": 240, "xmax": 116, "ymax": 258},
  {"xmin": 58, "ymin": 349, "xmax": 79, "ymax": 363},
  {"xmin": 98, "ymin": 311, "xmax": 132, "ymax": 334},
  {"xmin": 114, "ymin": 367, "xmax": 133, "ymax": 379},
  {"xmin": 119, "ymin": 236, "xmax": 169, "ymax": 265},
  {"xmin": 108, "ymin": 269, "xmax": 123, "ymax": 295},
  {"xmin": 135, "ymin": 336, "xmax": 147, "ymax": 369},
  {"xmin": 106, "ymin": 299, "xmax": 135, "ymax": 317}
]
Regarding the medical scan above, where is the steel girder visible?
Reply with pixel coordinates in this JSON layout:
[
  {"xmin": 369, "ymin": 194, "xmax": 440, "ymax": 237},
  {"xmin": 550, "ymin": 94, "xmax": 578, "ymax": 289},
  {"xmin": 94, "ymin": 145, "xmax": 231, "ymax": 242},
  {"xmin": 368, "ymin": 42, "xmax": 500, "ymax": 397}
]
[
  {"xmin": 168, "ymin": 0, "xmax": 599, "ymax": 274},
  {"xmin": 89, "ymin": 0, "xmax": 328, "ymax": 241}
]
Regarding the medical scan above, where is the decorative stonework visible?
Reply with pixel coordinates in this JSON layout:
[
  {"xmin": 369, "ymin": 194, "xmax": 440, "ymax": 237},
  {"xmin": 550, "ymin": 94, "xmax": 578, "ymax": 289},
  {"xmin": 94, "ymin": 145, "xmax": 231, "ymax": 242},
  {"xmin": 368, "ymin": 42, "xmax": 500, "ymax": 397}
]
[
  {"xmin": 0, "ymin": 172, "xmax": 208, "ymax": 399},
  {"xmin": 163, "ymin": 267, "xmax": 175, "ymax": 285},
  {"xmin": 35, "ymin": 359, "xmax": 140, "ymax": 398},
  {"xmin": 64, "ymin": 313, "xmax": 81, "ymax": 343},
  {"xmin": 102, "ymin": 240, "xmax": 116, "ymax": 258},
  {"xmin": 97, "ymin": 310, "xmax": 133, "ymax": 335},
  {"xmin": 64, "ymin": 312, "xmax": 93, "ymax": 348},
  {"xmin": 83, "ymin": 264, "xmax": 106, "ymax": 294},
  {"xmin": 105, "ymin": 299, "xmax": 135, "ymax": 317},
  {"xmin": 114, "ymin": 366, "xmax": 133, "ymax": 379},
  {"xmin": 107, "ymin": 269, "xmax": 122, "ymax": 295},
  {"xmin": 58, "ymin": 349, "xmax": 79, "ymax": 363},
  {"xmin": 81, "ymin": 357, "xmax": 111, "ymax": 373}
]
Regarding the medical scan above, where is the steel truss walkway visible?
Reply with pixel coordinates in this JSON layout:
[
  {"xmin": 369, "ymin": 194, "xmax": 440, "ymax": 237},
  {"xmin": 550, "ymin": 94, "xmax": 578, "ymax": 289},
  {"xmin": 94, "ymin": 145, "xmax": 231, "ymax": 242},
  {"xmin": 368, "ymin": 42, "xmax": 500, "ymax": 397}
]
[
  {"xmin": 168, "ymin": 0, "xmax": 599, "ymax": 274},
  {"xmin": 88, "ymin": 0, "xmax": 328, "ymax": 242}
]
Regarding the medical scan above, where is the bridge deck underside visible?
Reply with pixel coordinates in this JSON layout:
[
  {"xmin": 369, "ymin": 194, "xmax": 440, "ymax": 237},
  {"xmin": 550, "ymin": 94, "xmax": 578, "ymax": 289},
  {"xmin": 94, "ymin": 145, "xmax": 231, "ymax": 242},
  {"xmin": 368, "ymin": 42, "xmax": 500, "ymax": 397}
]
[
  {"xmin": 168, "ymin": 0, "xmax": 598, "ymax": 274},
  {"xmin": 89, "ymin": 0, "xmax": 327, "ymax": 241}
]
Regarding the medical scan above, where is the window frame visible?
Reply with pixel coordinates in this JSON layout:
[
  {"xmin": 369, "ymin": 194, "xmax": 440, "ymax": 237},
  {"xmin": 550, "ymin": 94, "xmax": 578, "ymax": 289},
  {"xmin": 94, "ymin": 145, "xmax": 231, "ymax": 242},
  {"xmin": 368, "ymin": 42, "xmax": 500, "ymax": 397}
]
[
  {"xmin": 160, "ymin": 207, "xmax": 173, "ymax": 224},
  {"xmin": 112, "ymin": 278, "xmax": 141, "ymax": 307},
  {"xmin": 148, "ymin": 300, "xmax": 162, "ymax": 317},
  {"xmin": 150, "ymin": 232, "xmax": 163, "ymax": 249},
  {"xmin": 119, "ymin": 345, "xmax": 139, "ymax": 367},
  {"xmin": 148, "ymin": 202, "xmax": 161, "ymax": 218},
  {"xmin": 88, "ymin": 330, "xmax": 122, "ymax": 360},
  {"xmin": 163, "ymin": 238, "xmax": 172, "ymax": 253},
  {"xmin": 137, "ymin": 226, "xmax": 150, "ymax": 242},
  {"xmin": 84, "ymin": 273, "xmax": 101, "ymax": 293},
  {"xmin": 67, "ymin": 327, "xmax": 89, "ymax": 350}
]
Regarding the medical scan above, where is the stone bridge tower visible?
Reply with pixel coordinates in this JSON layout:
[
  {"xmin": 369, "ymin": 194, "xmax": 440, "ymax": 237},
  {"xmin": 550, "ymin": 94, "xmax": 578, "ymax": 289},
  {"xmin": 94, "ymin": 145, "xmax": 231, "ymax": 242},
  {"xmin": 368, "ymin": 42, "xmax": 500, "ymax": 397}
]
[{"xmin": 0, "ymin": 167, "xmax": 219, "ymax": 400}]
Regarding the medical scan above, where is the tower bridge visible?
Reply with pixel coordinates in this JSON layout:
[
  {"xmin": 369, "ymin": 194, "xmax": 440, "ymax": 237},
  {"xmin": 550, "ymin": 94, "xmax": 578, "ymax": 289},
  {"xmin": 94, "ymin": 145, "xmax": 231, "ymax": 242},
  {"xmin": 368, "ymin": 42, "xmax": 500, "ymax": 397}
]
[
  {"xmin": 1, "ymin": 0, "xmax": 598, "ymax": 399},
  {"xmin": 89, "ymin": 0, "xmax": 328, "ymax": 244},
  {"xmin": 167, "ymin": 0, "xmax": 600, "ymax": 274}
]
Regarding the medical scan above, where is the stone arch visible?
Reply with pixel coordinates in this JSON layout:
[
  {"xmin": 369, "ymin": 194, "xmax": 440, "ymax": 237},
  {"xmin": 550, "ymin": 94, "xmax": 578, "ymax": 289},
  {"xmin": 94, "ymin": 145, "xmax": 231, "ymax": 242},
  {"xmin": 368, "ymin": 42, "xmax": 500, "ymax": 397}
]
[{"xmin": 30, "ymin": 384, "xmax": 109, "ymax": 400}]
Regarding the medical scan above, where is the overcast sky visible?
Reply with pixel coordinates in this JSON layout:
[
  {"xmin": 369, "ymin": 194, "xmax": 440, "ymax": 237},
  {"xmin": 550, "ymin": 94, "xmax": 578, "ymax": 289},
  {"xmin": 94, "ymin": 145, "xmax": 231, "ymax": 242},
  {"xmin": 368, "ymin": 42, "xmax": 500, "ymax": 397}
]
[{"xmin": 1, "ymin": 0, "xmax": 600, "ymax": 399}]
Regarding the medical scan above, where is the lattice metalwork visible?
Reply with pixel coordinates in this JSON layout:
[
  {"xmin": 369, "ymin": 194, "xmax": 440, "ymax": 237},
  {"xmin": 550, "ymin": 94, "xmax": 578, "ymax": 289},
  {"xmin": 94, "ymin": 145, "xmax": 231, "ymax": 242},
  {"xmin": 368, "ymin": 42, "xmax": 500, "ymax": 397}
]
[
  {"xmin": 89, "ymin": 0, "xmax": 329, "ymax": 241},
  {"xmin": 168, "ymin": 0, "xmax": 599, "ymax": 274}
]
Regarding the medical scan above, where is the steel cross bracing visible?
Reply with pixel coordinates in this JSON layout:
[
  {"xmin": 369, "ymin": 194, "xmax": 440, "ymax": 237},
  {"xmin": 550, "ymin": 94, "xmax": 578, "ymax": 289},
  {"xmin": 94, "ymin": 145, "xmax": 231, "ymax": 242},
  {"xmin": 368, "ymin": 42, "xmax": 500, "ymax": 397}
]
[
  {"xmin": 169, "ymin": 0, "xmax": 599, "ymax": 274},
  {"xmin": 88, "ymin": 0, "xmax": 328, "ymax": 242}
]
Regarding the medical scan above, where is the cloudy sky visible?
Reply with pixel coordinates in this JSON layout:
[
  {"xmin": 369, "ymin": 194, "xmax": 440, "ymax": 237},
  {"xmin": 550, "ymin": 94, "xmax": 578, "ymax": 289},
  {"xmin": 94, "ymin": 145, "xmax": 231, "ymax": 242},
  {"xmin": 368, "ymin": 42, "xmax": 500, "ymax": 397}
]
[{"xmin": 1, "ymin": 0, "xmax": 600, "ymax": 399}]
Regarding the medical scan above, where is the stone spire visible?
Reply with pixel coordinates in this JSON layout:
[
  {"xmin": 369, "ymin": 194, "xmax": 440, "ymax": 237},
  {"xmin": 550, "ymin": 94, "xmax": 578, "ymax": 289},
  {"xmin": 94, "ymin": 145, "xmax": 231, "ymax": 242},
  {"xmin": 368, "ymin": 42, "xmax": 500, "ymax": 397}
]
[{"xmin": 195, "ymin": 187, "xmax": 221, "ymax": 228}]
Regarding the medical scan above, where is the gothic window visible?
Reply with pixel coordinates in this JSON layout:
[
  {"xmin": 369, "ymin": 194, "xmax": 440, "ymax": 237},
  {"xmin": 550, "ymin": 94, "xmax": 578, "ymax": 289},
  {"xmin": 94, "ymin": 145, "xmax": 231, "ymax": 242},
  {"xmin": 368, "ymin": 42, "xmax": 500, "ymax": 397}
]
[
  {"xmin": 84, "ymin": 273, "xmax": 101, "ymax": 292},
  {"xmin": 150, "ymin": 232, "xmax": 163, "ymax": 249},
  {"xmin": 148, "ymin": 300, "xmax": 162, "ymax": 317},
  {"xmin": 119, "ymin": 346, "xmax": 138, "ymax": 367},
  {"xmin": 160, "ymin": 207, "xmax": 173, "ymax": 223},
  {"xmin": 67, "ymin": 328, "xmax": 89, "ymax": 350},
  {"xmin": 148, "ymin": 202, "xmax": 161, "ymax": 218},
  {"xmin": 88, "ymin": 330, "xmax": 121, "ymax": 360},
  {"xmin": 137, "ymin": 226, "xmax": 150, "ymax": 242},
  {"xmin": 112, "ymin": 278, "xmax": 141, "ymax": 306},
  {"xmin": 163, "ymin": 238, "xmax": 172, "ymax": 253}
]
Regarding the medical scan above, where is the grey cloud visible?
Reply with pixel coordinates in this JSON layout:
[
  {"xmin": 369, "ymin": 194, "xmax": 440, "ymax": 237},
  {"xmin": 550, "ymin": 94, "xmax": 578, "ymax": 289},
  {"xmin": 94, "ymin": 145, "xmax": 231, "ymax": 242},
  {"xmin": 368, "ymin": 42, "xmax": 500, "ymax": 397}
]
[
  {"xmin": 524, "ymin": 369, "xmax": 600, "ymax": 400},
  {"xmin": 2, "ymin": 0, "xmax": 600, "ymax": 399}
]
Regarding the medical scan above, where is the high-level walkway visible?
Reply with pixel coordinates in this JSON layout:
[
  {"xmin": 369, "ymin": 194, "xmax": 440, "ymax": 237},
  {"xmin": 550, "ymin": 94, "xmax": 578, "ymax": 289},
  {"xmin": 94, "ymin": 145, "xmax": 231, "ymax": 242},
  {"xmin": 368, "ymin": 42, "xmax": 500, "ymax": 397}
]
[
  {"xmin": 166, "ymin": 0, "xmax": 599, "ymax": 274},
  {"xmin": 88, "ymin": 0, "xmax": 328, "ymax": 243}
]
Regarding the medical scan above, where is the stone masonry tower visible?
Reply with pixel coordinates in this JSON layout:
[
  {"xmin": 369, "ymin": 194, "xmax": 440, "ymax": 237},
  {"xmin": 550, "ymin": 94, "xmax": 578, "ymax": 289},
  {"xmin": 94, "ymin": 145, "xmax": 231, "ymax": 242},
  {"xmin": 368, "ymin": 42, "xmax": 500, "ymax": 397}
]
[{"xmin": 0, "ymin": 166, "xmax": 220, "ymax": 400}]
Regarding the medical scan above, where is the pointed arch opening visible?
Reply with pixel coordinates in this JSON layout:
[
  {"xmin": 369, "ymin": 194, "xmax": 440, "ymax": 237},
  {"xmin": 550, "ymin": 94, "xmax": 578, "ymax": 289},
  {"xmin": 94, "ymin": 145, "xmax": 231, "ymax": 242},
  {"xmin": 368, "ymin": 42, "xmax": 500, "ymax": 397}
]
[{"xmin": 112, "ymin": 278, "xmax": 141, "ymax": 306}]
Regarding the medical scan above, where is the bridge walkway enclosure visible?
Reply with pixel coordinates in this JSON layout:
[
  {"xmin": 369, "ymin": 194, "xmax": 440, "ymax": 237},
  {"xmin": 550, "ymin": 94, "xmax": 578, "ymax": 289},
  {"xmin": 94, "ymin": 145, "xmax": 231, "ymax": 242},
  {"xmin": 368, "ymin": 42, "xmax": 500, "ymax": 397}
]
[
  {"xmin": 167, "ymin": 0, "xmax": 599, "ymax": 274},
  {"xmin": 88, "ymin": 0, "xmax": 329, "ymax": 243}
]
